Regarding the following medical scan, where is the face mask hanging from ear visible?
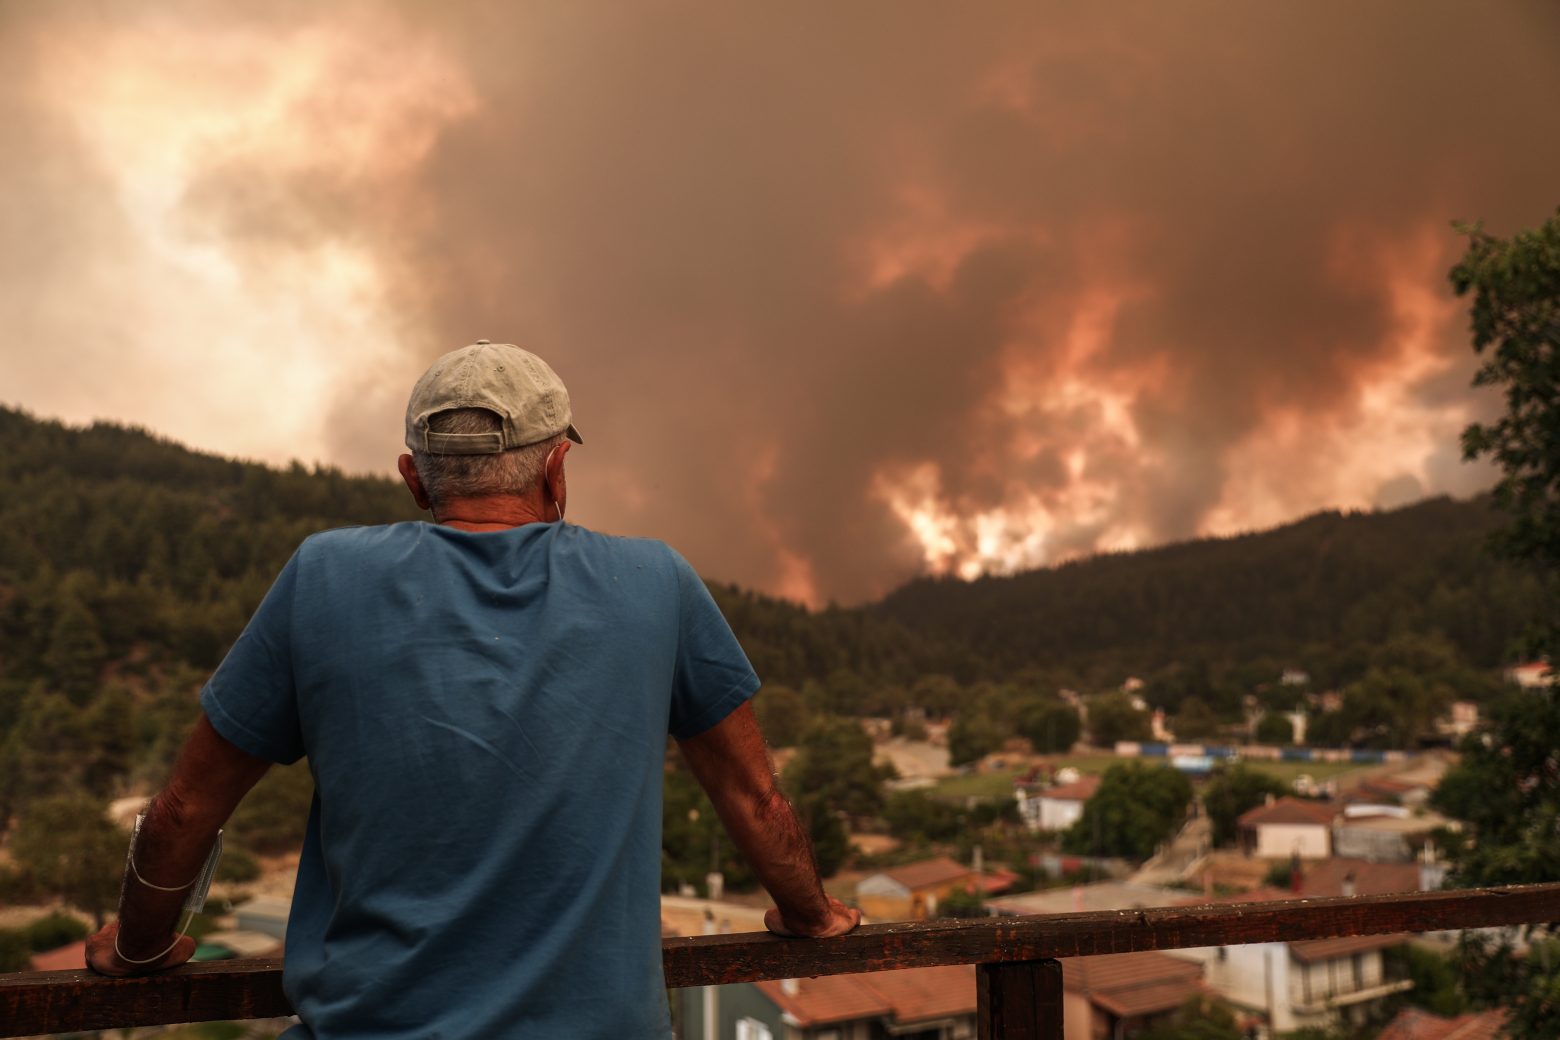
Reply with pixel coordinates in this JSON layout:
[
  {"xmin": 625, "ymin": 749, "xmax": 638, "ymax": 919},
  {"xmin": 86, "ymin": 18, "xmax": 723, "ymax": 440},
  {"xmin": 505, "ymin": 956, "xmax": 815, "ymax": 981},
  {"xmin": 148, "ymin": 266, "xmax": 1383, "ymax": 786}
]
[{"xmin": 546, "ymin": 443, "xmax": 565, "ymax": 522}]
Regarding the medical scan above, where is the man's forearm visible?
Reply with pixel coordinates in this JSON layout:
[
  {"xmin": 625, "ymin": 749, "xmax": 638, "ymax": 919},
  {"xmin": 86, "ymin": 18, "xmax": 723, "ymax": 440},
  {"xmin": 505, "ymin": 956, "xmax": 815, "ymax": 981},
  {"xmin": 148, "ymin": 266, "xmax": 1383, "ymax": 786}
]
[
  {"xmin": 708, "ymin": 783, "xmax": 831, "ymax": 930},
  {"xmin": 114, "ymin": 790, "xmax": 223, "ymax": 959}
]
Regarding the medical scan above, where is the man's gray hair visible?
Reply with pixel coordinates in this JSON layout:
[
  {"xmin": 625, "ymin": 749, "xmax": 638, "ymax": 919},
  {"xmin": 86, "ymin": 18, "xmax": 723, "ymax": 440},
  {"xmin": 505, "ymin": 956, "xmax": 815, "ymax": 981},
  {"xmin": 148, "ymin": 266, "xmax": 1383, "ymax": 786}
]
[{"xmin": 412, "ymin": 409, "xmax": 562, "ymax": 510}]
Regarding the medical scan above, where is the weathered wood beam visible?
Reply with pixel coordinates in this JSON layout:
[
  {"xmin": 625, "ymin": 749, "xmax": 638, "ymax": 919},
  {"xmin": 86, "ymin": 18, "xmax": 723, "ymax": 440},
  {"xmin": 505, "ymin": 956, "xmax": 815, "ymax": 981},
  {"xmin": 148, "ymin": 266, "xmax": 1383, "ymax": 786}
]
[
  {"xmin": 977, "ymin": 959, "xmax": 1063, "ymax": 1040},
  {"xmin": 661, "ymin": 882, "xmax": 1560, "ymax": 986},
  {"xmin": 3, "ymin": 883, "xmax": 1557, "ymax": 1037}
]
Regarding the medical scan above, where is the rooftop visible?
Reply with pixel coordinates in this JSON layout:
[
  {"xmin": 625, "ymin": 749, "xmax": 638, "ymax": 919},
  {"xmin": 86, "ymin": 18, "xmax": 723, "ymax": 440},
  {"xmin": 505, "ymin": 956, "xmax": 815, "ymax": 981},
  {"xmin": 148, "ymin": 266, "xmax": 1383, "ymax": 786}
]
[
  {"xmin": 28, "ymin": 941, "xmax": 86, "ymax": 973},
  {"xmin": 756, "ymin": 963, "xmax": 975, "ymax": 1027},
  {"xmin": 1297, "ymin": 859, "xmax": 1422, "ymax": 899},
  {"xmin": 871, "ymin": 855, "xmax": 973, "ymax": 891},
  {"xmin": 1336, "ymin": 810, "xmax": 1452, "ymax": 835},
  {"xmin": 1038, "ymin": 775, "xmax": 1102, "ymax": 803},
  {"xmin": 1379, "ymin": 1007, "xmax": 1510, "ymax": 1040},
  {"xmin": 1289, "ymin": 932, "xmax": 1408, "ymax": 963},
  {"xmin": 1061, "ymin": 951, "xmax": 1206, "ymax": 1018},
  {"xmin": 989, "ymin": 881, "xmax": 1184, "ymax": 916},
  {"xmin": 1237, "ymin": 796, "xmax": 1338, "ymax": 828}
]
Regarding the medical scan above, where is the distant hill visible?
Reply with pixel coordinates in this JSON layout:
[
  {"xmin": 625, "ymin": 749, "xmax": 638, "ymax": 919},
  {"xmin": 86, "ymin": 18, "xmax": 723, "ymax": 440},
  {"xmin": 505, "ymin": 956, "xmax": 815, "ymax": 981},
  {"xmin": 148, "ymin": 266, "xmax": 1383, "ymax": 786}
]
[
  {"xmin": 874, "ymin": 495, "xmax": 1540, "ymax": 682},
  {"xmin": 0, "ymin": 405, "xmax": 1537, "ymax": 706}
]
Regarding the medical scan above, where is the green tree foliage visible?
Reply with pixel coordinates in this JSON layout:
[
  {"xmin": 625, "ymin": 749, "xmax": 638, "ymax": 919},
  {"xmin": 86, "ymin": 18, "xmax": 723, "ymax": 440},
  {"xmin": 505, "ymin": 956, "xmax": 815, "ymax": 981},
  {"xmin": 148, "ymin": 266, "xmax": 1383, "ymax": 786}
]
[
  {"xmin": 0, "ymin": 931, "xmax": 31, "ymax": 973},
  {"xmin": 1431, "ymin": 692, "xmax": 1560, "ymax": 885},
  {"xmin": 0, "ymin": 689, "xmax": 96, "ymax": 818},
  {"xmin": 878, "ymin": 495, "xmax": 1542, "ymax": 682},
  {"xmin": 1135, "ymin": 996, "xmax": 1243, "ymax": 1040},
  {"xmin": 1062, "ymin": 761, "xmax": 1190, "ymax": 861},
  {"xmin": 227, "ymin": 763, "xmax": 314, "ymax": 856},
  {"xmin": 216, "ymin": 847, "xmax": 262, "ymax": 884},
  {"xmin": 797, "ymin": 794, "xmax": 850, "ymax": 878},
  {"xmin": 909, "ymin": 675, "xmax": 965, "ymax": 716},
  {"xmin": 883, "ymin": 790, "xmax": 963, "ymax": 844},
  {"xmin": 1085, "ymin": 692, "xmax": 1152, "ymax": 747},
  {"xmin": 1432, "ymin": 210, "xmax": 1560, "ymax": 1040},
  {"xmin": 9, "ymin": 791, "xmax": 124, "ymax": 928},
  {"xmin": 1170, "ymin": 696, "xmax": 1219, "ymax": 741},
  {"xmin": 24, "ymin": 911, "xmax": 89, "ymax": 952},
  {"xmin": 83, "ymin": 685, "xmax": 137, "ymax": 796},
  {"xmin": 947, "ymin": 710, "xmax": 1004, "ymax": 767},
  {"xmin": 1383, "ymin": 944, "xmax": 1465, "ymax": 1018},
  {"xmin": 1201, "ymin": 764, "xmax": 1289, "ymax": 848},
  {"xmin": 937, "ymin": 886, "xmax": 985, "ymax": 919},
  {"xmin": 1453, "ymin": 209, "xmax": 1560, "ymax": 647},
  {"xmin": 783, "ymin": 718, "xmax": 888, "ymax": 820},
  {"xmin": 1329, "ymin": 667, "xmax": 1450, "ymax": 749},
  {"xmin": 753, "ymin": 683, "xmax": 809, "ymax": 747},
  {"xmin": 44, "ymin": 586, "xmax": 109, "ymax": 705},
  {"xmin": 660, "ymin": 762, "xmax": 757, "ymax": 893},
  {"xmin": 1253, "ymin": 712, "xmax": 1294, "ymax": 745},
  {"xmin": 1016, "ymin": 700, "xmax": 1081, "ymax": 754}
]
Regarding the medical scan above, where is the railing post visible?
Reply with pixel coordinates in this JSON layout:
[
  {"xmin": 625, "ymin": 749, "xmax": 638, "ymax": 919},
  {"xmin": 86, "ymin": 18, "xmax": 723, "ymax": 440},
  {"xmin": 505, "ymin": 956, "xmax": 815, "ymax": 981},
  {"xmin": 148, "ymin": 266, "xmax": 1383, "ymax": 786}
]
[{"xmin": 976, "ymin": 958, "xmax": 1063, "ymax": 1040}]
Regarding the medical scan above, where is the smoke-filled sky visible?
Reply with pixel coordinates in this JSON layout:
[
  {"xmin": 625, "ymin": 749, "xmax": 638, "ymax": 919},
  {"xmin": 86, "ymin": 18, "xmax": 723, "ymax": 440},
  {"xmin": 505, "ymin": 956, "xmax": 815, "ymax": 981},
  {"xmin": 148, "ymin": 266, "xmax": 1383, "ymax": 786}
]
[{"xmin": 3, "ymin": 2, "xmax": 1558, "ymax": 604}]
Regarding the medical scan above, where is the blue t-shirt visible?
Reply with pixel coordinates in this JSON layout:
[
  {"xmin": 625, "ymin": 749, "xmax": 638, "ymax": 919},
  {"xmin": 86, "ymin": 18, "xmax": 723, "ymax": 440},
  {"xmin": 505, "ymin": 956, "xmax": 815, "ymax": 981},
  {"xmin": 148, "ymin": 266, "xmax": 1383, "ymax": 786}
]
[{"xmin": 200, "ymin": 522, "xmax": 759, "ymax": 1040}]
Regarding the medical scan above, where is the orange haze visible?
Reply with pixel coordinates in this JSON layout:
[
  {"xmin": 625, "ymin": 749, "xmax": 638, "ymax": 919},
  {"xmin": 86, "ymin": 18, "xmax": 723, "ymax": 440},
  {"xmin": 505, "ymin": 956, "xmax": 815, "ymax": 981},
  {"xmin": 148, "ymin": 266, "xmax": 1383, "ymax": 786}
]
[{"xmin": 2, "ymin": 2, "xmax": 1558, "ymax": 604}]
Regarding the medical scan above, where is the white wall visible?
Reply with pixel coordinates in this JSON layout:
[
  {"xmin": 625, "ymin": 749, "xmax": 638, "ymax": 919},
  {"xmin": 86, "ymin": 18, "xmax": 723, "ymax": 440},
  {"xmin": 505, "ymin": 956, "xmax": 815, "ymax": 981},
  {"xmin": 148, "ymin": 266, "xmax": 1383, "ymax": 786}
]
[
  {"xmin": 1255, "ymin": 823, "xmax": 1329, "ymax": 859},
  {"xmin": 1038, "ymin": 797, "xmax": 1086, "ymax": 832},
  {"xmin": 1289, "ymin": 950, "xmax": 1385, "ymax": 1008},
  {"xmin": 1168, "ymin": 942, "xmax": 1295, "ymax": 1032}
]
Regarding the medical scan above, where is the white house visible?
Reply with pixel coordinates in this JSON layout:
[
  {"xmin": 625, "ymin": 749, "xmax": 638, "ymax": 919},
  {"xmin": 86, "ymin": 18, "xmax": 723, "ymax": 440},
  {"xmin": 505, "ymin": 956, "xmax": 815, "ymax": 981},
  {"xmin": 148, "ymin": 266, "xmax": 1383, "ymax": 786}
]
[
  {"xmin": 1504, "ymin": 661, "xmax": 1553, "ymax": 689},
  {"xmin": 1332, "ymin": 807, "xmax": 1454, "ymax": 864},
  {"xmin": 1171, "ymin": 932, "xmax": 1410, "ymax": 1032},
  {"xmin": 1237, "ymin": 797, "xmax": 1337, "ymax": 859},
  {"xmin": 1015, "ymin": 775, "xmax": 1100, "ymax": 833},
  {"xmin": 1167, "ymin": 891, "xmax": 1411, "ymax": 1033},
  {"xmin": 995, "ymin": 879, "xmax": 1411, "ymax": 1034}
]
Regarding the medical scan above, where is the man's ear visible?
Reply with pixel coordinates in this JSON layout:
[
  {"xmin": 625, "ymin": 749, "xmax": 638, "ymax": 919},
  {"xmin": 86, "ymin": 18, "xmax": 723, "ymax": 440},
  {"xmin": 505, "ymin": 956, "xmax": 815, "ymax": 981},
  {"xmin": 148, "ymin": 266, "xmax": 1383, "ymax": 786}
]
[
  {"xmin": 544, "ymin": 439, "xmax": 571, "ymax": 516},
  {"xmin": 397, "ymin": 454, "xmax": 433, "ymax": 512}
]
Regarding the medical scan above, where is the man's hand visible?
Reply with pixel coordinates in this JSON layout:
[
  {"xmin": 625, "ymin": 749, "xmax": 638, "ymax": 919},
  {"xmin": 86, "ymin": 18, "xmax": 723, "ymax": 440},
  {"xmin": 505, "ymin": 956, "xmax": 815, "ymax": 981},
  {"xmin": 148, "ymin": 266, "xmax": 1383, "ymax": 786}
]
[
  {"xmin": 764, "ymin": 896, "xmax": 861, "ymax": 939},
  {"xmin": 85, "ymin": 920, "xmax": 197, "ymax": 977}
]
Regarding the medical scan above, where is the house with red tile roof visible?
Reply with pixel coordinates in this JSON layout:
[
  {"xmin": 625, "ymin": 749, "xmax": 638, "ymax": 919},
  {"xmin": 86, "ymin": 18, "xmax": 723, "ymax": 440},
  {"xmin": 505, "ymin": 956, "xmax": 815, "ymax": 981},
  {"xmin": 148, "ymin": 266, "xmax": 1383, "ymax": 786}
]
[
  {"xmin": 677, "ymin": 963, "xmax": 977, "ymax": 1040},
  {"xmin": 1168, "ymin": 887, "xmax": 1411, "ymax": 1033},
  {"xmin": 28, "ymin": 940, "xmax": 86, "ymax": 973},
  {"xmin": 677, "ymin": 951, "xmax": 1213, "ymax": 1040},
  {"xmin": 1295, "ymin": 857, "xmax": 1423, "ymax": 899},
  {"xmin": 1237, "ymin": 797, "xmax": 1338, "ymax": 859},
  {"xmin": 1059, "ymin": 952, "xmax": 1210, "ymax": 1040},
  {"xmin": 1016, "ymin": 774, "xmax": 1102, "ymax": 833},
  {"xmin": 1378, "ymin": 1006, "xmax": 1509, "ymax": 1040},
  {"xmin": 855, "ymin": 856, "xmax": 993, "ymax": 921},
  {"xmin": 1503, "ymin": 660, "xmax": 1552, "ymax": 689}
]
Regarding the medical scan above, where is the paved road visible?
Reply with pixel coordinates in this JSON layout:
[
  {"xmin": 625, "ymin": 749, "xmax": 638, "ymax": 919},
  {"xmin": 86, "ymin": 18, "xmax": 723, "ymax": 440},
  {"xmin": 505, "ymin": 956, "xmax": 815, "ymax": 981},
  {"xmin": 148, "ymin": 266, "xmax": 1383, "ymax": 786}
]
[{"xmin": 1129, "ymin": 812, "xmax": 1211, "ymax": 887}]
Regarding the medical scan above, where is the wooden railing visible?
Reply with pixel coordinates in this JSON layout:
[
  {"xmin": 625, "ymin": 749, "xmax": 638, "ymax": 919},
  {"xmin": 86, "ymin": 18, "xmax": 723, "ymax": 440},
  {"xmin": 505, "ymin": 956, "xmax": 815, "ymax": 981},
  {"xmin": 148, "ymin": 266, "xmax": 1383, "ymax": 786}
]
[{"xmin": 3, "ymin": 884, "xmax": 1558, "ymax": 1039}]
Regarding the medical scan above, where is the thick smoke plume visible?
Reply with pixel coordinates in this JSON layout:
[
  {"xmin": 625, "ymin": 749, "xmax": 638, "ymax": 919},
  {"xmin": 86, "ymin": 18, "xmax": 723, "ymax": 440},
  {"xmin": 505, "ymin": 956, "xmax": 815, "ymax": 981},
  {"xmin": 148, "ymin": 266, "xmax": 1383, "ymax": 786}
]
[{"xmin": 2, "ymin": 2, "xmax": 1558, "ymax": 602}]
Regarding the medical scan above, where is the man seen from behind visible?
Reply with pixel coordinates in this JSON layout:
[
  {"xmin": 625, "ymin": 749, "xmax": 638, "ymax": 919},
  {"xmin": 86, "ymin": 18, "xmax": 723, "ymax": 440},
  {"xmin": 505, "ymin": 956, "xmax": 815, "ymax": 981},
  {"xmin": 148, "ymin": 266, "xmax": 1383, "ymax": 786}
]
[{"xmin": 85, "ymin": 340, "xmax": 859, "ymax": 1038}]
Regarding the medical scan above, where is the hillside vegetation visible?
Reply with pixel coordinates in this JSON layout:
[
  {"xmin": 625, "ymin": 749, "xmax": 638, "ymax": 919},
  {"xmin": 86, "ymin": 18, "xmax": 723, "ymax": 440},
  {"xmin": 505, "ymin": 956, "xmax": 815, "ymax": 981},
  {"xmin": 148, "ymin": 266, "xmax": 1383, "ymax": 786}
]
[
  {"xmin": 876, "ymin": 495, "xmax": 1540, "ymax": 686},
  {"xmin": 0, "ymin": 405, "xmax": 1537, "ymax": 881}
]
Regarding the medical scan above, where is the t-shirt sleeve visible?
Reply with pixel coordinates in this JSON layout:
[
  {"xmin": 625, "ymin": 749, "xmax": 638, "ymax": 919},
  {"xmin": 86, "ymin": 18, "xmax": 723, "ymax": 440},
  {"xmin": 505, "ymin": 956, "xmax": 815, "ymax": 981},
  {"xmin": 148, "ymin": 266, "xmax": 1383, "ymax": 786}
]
[
  {"xmin": 200, "ymin": 550, "xmax": 306, "ymax": 764},
  {"xmin": 667, "ymin": 548, "xmax": 761, "ymax": 740}
]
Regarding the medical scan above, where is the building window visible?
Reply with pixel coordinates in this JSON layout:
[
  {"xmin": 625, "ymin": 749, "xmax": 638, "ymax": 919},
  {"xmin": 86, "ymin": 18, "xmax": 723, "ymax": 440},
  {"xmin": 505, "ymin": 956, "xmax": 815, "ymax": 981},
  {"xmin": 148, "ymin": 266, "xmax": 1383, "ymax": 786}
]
[{"xmin": 735, "ymin": 1018, "xmax": 773, "ymax": 1040}]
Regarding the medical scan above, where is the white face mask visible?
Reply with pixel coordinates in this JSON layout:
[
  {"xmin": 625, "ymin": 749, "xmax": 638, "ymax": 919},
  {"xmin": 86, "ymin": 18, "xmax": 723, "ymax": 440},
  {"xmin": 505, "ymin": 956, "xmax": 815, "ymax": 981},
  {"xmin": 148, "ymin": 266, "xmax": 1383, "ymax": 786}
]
[{"xmin": 546, "ymin": 443, "xmax": 565, "ymax": 522}]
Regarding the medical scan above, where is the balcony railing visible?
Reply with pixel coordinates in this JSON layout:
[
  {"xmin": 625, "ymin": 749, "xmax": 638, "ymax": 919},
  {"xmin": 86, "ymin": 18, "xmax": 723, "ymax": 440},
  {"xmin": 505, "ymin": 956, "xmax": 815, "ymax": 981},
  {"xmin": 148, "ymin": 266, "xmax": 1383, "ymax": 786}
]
[{"xmin": 3, "ymin": 883, "xmax": 1558, "ymax": 1039}]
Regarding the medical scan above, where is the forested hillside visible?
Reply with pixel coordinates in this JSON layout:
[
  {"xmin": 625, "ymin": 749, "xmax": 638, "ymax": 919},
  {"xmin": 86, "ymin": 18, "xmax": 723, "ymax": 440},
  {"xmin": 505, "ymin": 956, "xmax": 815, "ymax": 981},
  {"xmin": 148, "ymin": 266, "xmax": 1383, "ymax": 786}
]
[
  {"xmin": 0, "ymin": 406, "xmax": 1540, "ymax": 891},
  {"xmin": 877, "ymin": 496, "xmax": 1540, "ymax": 687}
]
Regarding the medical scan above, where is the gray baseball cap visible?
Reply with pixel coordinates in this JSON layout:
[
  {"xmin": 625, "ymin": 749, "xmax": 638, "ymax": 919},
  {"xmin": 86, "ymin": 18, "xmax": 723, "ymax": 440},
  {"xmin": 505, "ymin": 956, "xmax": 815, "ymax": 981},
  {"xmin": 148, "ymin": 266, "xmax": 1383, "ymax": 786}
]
[{"xmin": 405, "ymin": 340, "xmax": 584, "ymax": 455}]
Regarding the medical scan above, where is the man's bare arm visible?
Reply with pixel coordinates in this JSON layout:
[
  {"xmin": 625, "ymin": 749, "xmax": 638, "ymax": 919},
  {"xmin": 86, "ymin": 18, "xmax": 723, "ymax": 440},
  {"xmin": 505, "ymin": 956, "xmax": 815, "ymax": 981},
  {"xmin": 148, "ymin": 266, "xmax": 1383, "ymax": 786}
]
[
  {"xmin": 676, "ymin": 702, "xmax": 860, "ymax": 938},
  {"xmin": 86, "ymin": 714, "xmax": 274, "ymax": 975}
]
